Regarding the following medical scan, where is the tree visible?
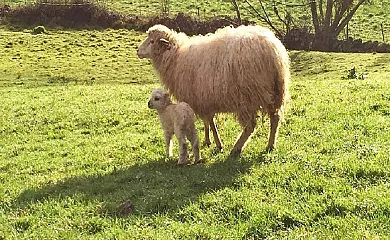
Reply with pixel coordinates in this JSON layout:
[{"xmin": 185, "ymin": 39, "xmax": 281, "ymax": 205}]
[
  {"xmin": 230, "ymin": 0, "xmax": 369, "ymax": 51},
  {"xmin": 241, "ymin": 0, "xmax": 290, "ymax": 39},
  {"xmin": 310, "ymin": 0, "xmax": 368, "ymax": 50},
  {"xmin": 231, "ymin": 0, "xmax": 242, "ymax": 24}
]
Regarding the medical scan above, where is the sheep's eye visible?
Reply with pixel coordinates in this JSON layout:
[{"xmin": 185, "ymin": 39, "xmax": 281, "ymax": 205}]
[{"xmin": 154, "ymin": 97, "xmax": 160, "ymax": 101}]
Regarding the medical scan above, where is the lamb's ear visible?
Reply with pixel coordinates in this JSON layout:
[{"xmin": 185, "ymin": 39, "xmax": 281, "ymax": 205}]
[
  {"xmin": 159, "ymin": 38, "xmax": 171, "ymax": 50},
  {"xmin": 163, "ymin": 91, "xmax": 170, "ymax": 98},
  {"xmin": 163, "ymin": 91, "xmax": 171, "ymax": 103}
]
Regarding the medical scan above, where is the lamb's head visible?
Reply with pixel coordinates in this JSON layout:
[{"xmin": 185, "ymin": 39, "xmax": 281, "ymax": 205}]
[
  {"xmin": 137, "ymin": 25, "xmax": 178, "ymax": 59},
  {"xmin": 148, "ymin": 88, "xmax": 172, "ymax": 110}
]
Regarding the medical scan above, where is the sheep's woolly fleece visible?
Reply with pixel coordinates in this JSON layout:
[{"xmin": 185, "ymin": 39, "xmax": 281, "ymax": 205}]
[
  {"xmin": 141, "ymin": 24, "xmax": 290, "ymax": 121},
  {"xmin": 138, "ymin": 24, "xmax": 290, "ymax": 151}
]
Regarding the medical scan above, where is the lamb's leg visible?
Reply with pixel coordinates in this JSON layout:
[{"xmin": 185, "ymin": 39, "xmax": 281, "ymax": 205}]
[
  {"xmin": 230, "ymin": 114, "xmax": 256, "ymax": 156},
  {"xmin": 175, "ymin": 129, "xmax": 189, "ymax": 165},
  {"xmin": 187, "ymin": 128, "xmax": 201, "ymax": 164},
  {"xmin": 267, "ymin": 111, "xmax": 281, "ymax": 152},
  {"xmin": 209, "ymin": 117, "xmax": 223, "ymax": 152},
  {"xmin": 164, "ymin": 131, "xmax": 173, "ymax": 157}
]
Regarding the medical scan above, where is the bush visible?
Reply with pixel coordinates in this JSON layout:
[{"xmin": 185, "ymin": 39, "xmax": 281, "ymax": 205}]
[
  {"xmin": 5, "ymin": 1, "xmax": 138, "ymax": 29},
  {"xmin": 32, "ymin": 25, "xmax": 46, "ymax": 34}
]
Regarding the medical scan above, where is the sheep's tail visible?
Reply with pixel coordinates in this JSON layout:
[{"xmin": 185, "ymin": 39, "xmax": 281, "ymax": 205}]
[{"xmin": 274, "ymin": 48, "xmax": 291, "ymax": 119}]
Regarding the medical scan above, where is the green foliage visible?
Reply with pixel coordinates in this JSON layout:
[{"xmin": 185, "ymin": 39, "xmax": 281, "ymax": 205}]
[
  {"xmin": 0, "ymin": 28, "xmax": 389, "ymax": 239},
  {"xmin": 3, "ymin": 0, "xmax": 389, "ymax": 42},
  {"xmin": 343, "ymin": 67, "xmax": 367, "ymax": 80}
]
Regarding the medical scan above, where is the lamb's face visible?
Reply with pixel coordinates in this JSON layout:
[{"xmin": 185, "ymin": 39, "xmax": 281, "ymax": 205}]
[
  {"xmin": 148, "ymin": 89, "xmax": 170, "ymax": 110},
  {"xmin": 137, "ymin": 31, "xmax": 171, "ymax": 59}
]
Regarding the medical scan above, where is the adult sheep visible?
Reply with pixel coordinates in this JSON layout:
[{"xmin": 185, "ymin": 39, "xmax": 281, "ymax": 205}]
[{"xmin": 137, "ymin": 24, "xmax": 290, "ymax": 155}]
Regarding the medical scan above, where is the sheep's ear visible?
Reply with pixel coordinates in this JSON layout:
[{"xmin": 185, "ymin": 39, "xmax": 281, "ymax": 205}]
[{"xmin": 159, "ymin": 38, "xmax": 171, "ymax": 49}]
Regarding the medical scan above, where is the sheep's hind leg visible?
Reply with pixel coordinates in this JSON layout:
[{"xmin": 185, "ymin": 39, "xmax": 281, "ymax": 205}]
[
  {"xmin": 230, "ymin": 114, "xmax": 256, "ymax": 157},
  {"xmin": 203, "ymin": 120, "xmax": 211, "ymax": 147},
  {"xmin": 266, "ymin": 111, "xmax": 281, "ymax": 152}
]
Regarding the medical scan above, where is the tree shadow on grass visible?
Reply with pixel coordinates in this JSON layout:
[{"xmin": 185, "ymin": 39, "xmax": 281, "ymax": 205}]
[{"xmin": 14, "ymin": 154, "xmax": 266, "ymax": 216}]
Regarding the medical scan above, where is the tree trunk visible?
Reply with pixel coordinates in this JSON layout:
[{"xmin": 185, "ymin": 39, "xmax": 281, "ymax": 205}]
[
  {"xmin": 312, "ymin": 30, "xmax": 337, "ymax": 51},
  {"xmin": 310, "ymin": 0, "xmax": 368, "ymax": 51}
]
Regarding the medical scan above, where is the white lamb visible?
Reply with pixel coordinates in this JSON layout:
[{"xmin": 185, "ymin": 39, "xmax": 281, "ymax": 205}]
[{"xmin": 148, "ymin": 88, "xmax": 201, "ymax": 165}]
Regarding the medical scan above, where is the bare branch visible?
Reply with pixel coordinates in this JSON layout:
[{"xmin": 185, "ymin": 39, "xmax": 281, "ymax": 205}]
[
  {"xmin": 242, "ymin": 0, "xmax": 283, "ymax": 38},
  {"xmin": 258, "ymin": 0, "xmax": 272, "ymax": 25},
  {"xmin": 319, "ymin": 0, "xmax": 324, "ymax": 24},
  {"xmin": 272, "ymin": 0, "xmax": 288, "ymax": 28},
  {"xmin": 310, "ymin": 0, "xmax": 321, "ymax": 34},
  {"xmin": 323, "ymin": 0, "xmax": 333, "ymax": 29},
  {"xmin": 257, "ymin": 0, "xmax": 283, "ymax": 37},
  {"xmin": 335, "ymin": 0, "xmax": 368, "ymax": 36},
  {"xmin": 243, "ymin": 0, "xmax": 268, "ymax": 22},
  {"xmin": 230, "ymin": 0, "xmax": 242, "ymax": 24},
  {"xmin": 331, "ymin": 0, "xmax": 357, "ymax": 31}
]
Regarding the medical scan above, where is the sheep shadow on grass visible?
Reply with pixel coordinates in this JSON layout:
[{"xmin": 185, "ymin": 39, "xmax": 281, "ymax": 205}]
[{"xmin": 14, "ymin": 154, "xmax": 266, "ymax": 217}]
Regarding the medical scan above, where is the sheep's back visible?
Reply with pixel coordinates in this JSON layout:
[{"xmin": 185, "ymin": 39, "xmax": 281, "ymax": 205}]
[{"xmin": 163, "ymin": 26, "xmax": 289, "ymax": 117}]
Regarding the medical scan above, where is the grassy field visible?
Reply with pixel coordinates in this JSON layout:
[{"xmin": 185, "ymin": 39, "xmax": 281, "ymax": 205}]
[
  {"xmin": 0, "ymin": 26, "xmax": 390, "ymax": 239},
  {"xmin": 2, "ymin": 0, "xmax": 390, "ymax": 42}
]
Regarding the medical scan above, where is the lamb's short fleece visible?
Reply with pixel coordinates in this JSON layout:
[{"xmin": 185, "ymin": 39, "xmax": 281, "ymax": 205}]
[{"xmin": 148, "ymin": 88, "xmax": 200, "ymax": 165}]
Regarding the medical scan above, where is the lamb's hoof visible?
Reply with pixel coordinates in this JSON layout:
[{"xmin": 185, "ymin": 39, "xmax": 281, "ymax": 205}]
[
  {"xmin": 203, "ymin": 141, "xmax": 211, "ymax": 148},
  {"xmin": 229, "ymin": 149, "xmax": 241, "ymax": 158}
]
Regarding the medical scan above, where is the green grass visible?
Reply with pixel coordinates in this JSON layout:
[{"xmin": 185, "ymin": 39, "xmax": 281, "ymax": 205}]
[
  {"xmin": 3, "ymin": 0, "xmax": 390, "ymax": 42},
  {"xmin": 1, "ymin": 27, "xmax": 390, "ymax": 239}
]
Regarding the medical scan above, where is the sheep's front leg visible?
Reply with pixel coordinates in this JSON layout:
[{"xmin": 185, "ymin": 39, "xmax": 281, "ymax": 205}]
[
  {"xmin": 209, "ymin": 117, "xmax": 223, "ymax": 152},
  {"xmin": 164, "ymin": 131, "xmax": 173, "ymax": 157},
  {"xmin": 203, "ymin": 116, "xmax": 223, "ymax": 152}
]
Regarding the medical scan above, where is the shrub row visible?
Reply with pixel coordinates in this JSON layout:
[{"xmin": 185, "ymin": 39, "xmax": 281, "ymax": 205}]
[{"xmin": 1, "ymin": 2, "xmax": 389, "ymax": 52}]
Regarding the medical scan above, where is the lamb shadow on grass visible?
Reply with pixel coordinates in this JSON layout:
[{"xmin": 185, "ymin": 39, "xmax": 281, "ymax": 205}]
[{"xmin": 14, "ymin": 154, "xmax": 266, "ymax": 216}]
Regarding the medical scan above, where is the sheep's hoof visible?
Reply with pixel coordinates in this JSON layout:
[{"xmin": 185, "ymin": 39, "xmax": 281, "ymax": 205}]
[
  {"xmin": 266, "ymin": 145, "xmax": 275, "ymax": 153},
  {"xmin": 216, "ymin": 146, "xmax": 223, "ymax": 152},
  {"xmin": 211, "ymin": 147, "xmax": 223, "ymax": 155},
  {"xmin": 203, "ymin": 141, "xmax": 211, "ymax": 148},
  {"xmin": 194, "ymin": 158, "xmax": 205, "ymax": 164},
  {"xmin": 229, "ymin": 149, "xmax": 241, "ymax": 158},
  {"xmin": 177, "ymin": 158, "xmax": 189, "ymax": 165}
]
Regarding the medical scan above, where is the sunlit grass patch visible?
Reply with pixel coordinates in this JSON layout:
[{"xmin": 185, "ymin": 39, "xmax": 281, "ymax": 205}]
[{"xmin": 0, "ymin": 28, "xmax": 389, "ymax": 239}]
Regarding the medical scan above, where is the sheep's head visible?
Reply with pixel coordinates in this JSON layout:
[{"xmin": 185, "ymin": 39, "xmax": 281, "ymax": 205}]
[
  {"xmin": 137, "ymin": 25, "xmax": 179, "ymax": 59},
  {"xmin": 148, "ymin": 88, "xmax": 172, "ymax": 110}
]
